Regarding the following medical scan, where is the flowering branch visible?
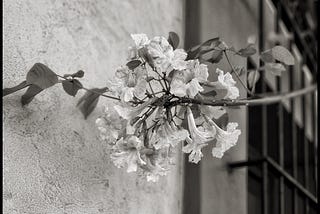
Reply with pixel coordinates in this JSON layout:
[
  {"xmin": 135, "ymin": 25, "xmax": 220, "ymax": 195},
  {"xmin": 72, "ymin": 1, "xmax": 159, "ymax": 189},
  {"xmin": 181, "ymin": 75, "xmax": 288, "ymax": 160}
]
[{"xmin": 4, "ymin": 32, "xmax": 315, "ymax": 182}]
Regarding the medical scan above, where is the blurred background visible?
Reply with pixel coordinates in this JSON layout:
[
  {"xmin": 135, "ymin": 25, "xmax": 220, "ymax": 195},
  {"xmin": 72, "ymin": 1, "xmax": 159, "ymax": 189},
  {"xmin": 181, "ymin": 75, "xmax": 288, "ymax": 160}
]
[
  {"xmin": 3, "ymin": 0, "xmax": 318, "ymax": 214},
  {"xmin": 184, "ymin": 0, "xmax": 318, "ymax": 214}
]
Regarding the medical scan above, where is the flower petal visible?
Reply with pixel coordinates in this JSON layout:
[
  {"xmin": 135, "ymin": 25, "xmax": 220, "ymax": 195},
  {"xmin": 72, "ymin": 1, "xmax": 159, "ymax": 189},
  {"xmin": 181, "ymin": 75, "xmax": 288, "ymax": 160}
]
[
  {"xmin": 114, "ymin": 97, "xmax": 157, "ymax": 120},
  {"xmin": 200, "ymin": 106, "xmax": 226, "ymax": 119},
  {"xmin": 133, "ymin": 79, "xmax": 147, "ymax": 99},
  {"xmin": 122, "ymin": 87, "xmax": 135, "ymax": 102},
  {"xmin": 173, "ymin": 49, "xmax": 187, "ymax": 61},
  {"xmin": 131, "ymin": 34, "xmax": 149, "ymax": 48},
  {"xmin": 182, "ymin": 107, "xmax": 215, "ymax": 163},
  {"xmin": 214, "ymin": 68, "xmax": 240, "ymax": 99},
  {"xmin": 206, "ymin": 118, "xmax": 241, "ymax": 158},
  {"xmin": 186, "ymin": 79, "xmax": 204, "ymax": 98},
  {"xmin": 170, "ymin": 78, "xmax": 188, "ymax": 97},
  {"xmin": 182, "ymin": 137, "xmax": 207, "ymax": 164}
]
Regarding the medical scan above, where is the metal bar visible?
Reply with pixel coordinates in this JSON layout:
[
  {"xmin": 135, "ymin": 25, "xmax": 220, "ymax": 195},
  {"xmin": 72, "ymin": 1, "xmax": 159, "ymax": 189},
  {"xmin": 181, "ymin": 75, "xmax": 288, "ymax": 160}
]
[
  {"xmin": 259, "ymin": 1, "xmax": 268, "ymax": 213},
  {"xmin": 228, "ymin": 157, "xmax": 318, "ymax": 204},
  {"xmin": 278, "ymin": 77, "xmax": 285, "ymax": 214},
  {"xmin": 301, "ymin": 55, "xmax": 309, "ymax": 213},
  {"xmin": 266, "ymin": 157, "xmax": 318, "ymax": 204},
  {"xmin": 311, "ymin": 91, "xmax": 317, "ymax": 197},
  {"xmin": 275, "ymin": 3, "xmax": 284, "ymax": 213},
  {"xmin": 289, "ymin": 52, "xmax": 298, "ymax": 214},
  {"xmin": 183, "ymin": 1, "xmax": 201, "ymax": 214},
  {"xmin": 228, "ymin": 158, "xmax": 265, "ymax": 169},
  {"xmin": 278, "ymin": 2, "xmax": 317, "ymax": 73},
  {"xmin": 315, "ymin": 91, "xmax": 319, "ymax": 213}
]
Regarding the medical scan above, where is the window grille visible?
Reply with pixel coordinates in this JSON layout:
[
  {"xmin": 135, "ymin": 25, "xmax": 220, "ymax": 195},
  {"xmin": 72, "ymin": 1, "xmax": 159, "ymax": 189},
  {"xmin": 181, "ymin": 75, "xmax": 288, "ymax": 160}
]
[{"xmin": 229, "ymin": 0, "xmax": 318, "ymax": 214}]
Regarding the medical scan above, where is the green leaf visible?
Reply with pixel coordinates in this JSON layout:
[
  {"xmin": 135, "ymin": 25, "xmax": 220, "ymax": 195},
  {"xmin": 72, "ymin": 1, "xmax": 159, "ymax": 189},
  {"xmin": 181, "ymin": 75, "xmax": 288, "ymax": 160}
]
[
  {"xmin": 168, "ymin": 31, "xmax": 180, "ymax": 50},
  {"xmin": 77, "ymin": 87, "xmax": 108, "ymax": 119},
  {"xmin": 62, "ymin": 79, "xmax": 83, "ymax": 96},
  {"xmin": 21, "ymin": 85, "xmax": 43, "ymax": 105},
  {"xmin": 126, "ymin": 60, "xmax": 142, "ymax": 70},
  {"xmin": 271, "ymin": 46, "xmax": 294, "ymax": 65},
  {"xmin": 64, "ymin": 70, "xmax": 85, "ymax": 78},
  {"xmin": 213, "ymin": 112, "xmax": 229, "ymax": 129},
  {"xmin": 201, "ymin": 37, "xmax": 221, "ymax": 48},
  {"xmin": 263, "ymin": 62, "xmax": 286, "ymax": 76},
  {"xmin": 210, "ymin": 50, "xmax": 223, "ymax": 63},
  {"xmin": 186, "ymin": 47, "xmax": 200, "ymax": 60},
  {"xmin": 260, "ymin": 46, "xmax": 294, "ymax": 65},
  {"xmin": 26, "ymin": 63, "xmax": 58, "ymax": 89},
  {"xmin": 199, "ymin": 49, "xmax": 223, "ymax": 64},
  {"xmin": 186, "ymin": 37, "xmax": 220, "ymax": 60},
  {"xmin": 3, "ymin": 81, "xmax": 30, "ymax": 97},
  {"xmin": 200, "ymin": 89, "xmax": 217, "ymax": 97},
  {"xmin": 247, "ymin": 70, "xmax": 260, "ymax": 88},
  {"xmin": 237, "ymin": 43, "xmax": 257, "ymax": 57},
  {"xmin": 200, "ymin": 88, "xmax": 228, "ymax": 99},
  {"xmin": 260, "ymin": 49, "xmax": 274, "ymax": 63},
  {"xmin": 138, "ymin": 47, "xmax": 154, "ymax": 68}
]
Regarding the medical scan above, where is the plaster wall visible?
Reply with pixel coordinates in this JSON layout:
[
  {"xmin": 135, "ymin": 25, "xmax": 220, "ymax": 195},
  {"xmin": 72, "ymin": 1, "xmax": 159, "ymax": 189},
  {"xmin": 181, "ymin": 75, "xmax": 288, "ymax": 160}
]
[{"xmin": 3, "ymin": 1, "xmax": 184, "ymax": 213}]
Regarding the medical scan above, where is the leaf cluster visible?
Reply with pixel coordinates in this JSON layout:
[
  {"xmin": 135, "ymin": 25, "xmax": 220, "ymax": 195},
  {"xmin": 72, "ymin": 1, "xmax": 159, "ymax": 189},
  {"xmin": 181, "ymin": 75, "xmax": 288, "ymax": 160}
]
[{"xmin": 3, "ymin": 63, "xmax": 110, "ymax": 119}]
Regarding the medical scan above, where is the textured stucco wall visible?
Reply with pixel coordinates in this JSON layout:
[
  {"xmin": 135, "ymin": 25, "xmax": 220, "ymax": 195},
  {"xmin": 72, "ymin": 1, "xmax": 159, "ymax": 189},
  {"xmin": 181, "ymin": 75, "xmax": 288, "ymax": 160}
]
[{"xmin": 3, "ymin": 1, "xmax": 184, "ymax": 213}]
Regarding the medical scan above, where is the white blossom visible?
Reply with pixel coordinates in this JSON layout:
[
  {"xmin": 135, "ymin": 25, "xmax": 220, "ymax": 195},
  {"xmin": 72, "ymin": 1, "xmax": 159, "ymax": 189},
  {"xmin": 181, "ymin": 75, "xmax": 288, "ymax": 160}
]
[
  {"xmin": 182, "ymin": 107, "xmax": 215, "ymax": 163},
  {"xmin": 109, "ymin": 66, "xmax": 148, "ymax": 102},
  {"xmin": 210, "ymin": 68, "xmax": 240, "ymax": 99},
  {"xmin": 170, "ymin": 59, "xmax": 209, "ymax": 98},
  {"xmin": 150, "ymin": 121, "xmax": 189, "ymax": 149},
  {"xmin": 205, "ymin": 116, "xmax": 241, "ymax": 158},
  {"xmin": 114, "ymin": 97, "xmax": 157, "ymax": 121},
  {"xmin": 110, "ymin": 136, "xmax": 146, "ymax": 173},
  {"xmin": 142, "ymin": 148, "xmax": 171, "ymax": 182},
  {"xmin": 96, "ymin": 105, "xmax": 126, "ymax": 143},
  {"xmin": 131, "ymin": 33, "xmax": 150, "ymax": 49},
  {"xmin": 148, "ymin": 36, "xmax": 187, "ymax": 73}
]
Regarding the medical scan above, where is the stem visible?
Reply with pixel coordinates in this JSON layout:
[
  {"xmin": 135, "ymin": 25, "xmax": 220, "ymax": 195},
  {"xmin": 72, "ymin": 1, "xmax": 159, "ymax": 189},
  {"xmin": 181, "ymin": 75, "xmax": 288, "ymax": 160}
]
[
  {"xmin": 251, "ymin": 69, "xmax": 258, "ymax": 94},
  {"xmin": 153, "ymin": 68, "xmax": 169, "ymax": 91},
  {"xmin": 223, "ymin": 51, "xmax": 254, "ymax": 96},
  {"xmin": 148, "ymin": 81, "xmax": 155, "ymax": 95},
  {"xmin": 56, "ymin": 74, "xmax": 120, "ymax": 101},
  {"xmin": 169, "ymin": 84, "xmax": 317, "ymax": 107}
]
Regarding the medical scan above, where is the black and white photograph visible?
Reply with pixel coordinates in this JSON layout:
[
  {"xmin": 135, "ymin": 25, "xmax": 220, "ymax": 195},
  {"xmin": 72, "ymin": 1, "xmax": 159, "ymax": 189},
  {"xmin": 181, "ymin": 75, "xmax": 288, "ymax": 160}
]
[{"xmin": 2, "ymin": 0, "xmax": 318, "ymax": 213}]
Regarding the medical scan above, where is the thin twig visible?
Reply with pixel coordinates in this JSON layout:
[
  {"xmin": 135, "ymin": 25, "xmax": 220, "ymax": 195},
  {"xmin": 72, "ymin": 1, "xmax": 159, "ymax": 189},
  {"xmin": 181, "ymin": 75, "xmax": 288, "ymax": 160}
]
[
  {"xmin": 56, "ymin": 74, "xmax": 120, "ymax": 101},
  {"xmin": 169, "ymin": 84, "xmax": 317, "ymax": 107},
  {"xmin": 223, "ymin": 51, "xmax": 254, "ymax": 96}
]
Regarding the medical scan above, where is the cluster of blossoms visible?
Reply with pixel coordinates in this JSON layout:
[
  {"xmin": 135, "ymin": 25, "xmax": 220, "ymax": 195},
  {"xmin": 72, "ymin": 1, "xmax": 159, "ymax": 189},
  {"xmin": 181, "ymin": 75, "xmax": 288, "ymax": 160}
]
[{"xmin": 96, "ymin": 34, "xmax": 241, "ymax": 182}]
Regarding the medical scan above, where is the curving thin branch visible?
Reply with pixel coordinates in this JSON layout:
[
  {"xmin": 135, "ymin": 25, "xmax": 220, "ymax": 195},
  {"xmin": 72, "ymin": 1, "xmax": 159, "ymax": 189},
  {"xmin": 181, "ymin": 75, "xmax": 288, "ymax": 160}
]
[
  {"xmin": 56, "ymin": 74, "xmax": 121, "ymax": 101},
  {"xmin": 169, "ymin": 84, "xmax": 317, "ymax": 107}
]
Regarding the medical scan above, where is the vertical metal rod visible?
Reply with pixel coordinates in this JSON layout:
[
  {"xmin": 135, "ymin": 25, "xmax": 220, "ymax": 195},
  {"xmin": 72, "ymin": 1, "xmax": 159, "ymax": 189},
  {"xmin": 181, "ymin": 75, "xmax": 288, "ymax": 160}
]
[
  {"xmin": 284, "ymin": 21, "xmax": 298, "ymax": 213},
  {"xmin": 259, "ymin": 1, "xmax": 268, "ymax": 214},
  {"xmin": 312, "ymin": 90, "xmax": 318, "ymax": 197},
  {"xmin": 183, "ymin": 1, "xmax": 201, "ymax": 214},
  {"xmin": 301, "ymin": 54, "xmax": 309, "ymax": 214},
  {"xmin": 276, "ymin": 2, "xmax": 284, "ymax": 214},
  {"xmin": 315, "ymin": 91, "xmax": 319, "ymax": 212},
  {"xmin": 278, "ymin": 81, "xmax": 285, "ymax": 214},
  {"xmin": 311, "ymin": 90, "xmax": 317, "ymax": 197},
  {"xmin": 289, "ymin": 55, "xmax": 298, "ymax": 214}
]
